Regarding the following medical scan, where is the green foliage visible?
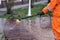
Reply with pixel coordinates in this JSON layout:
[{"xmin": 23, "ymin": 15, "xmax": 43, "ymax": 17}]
[
  {"xmin": 31, "ymin": 4, "xmax": 46, "ymax": 14},
  {"xmin": 0, "ymin": 4, "xmax": 52, "ymax": 18},
  {"xmin": 14, "ymin": 8, "xmax": 28, "ymax": 18}
]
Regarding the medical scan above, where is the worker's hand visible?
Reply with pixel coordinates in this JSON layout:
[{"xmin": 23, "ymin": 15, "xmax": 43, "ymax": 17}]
[{"xmin": 37, "ymin": 11, "xmax": 44, "ymax": 16}]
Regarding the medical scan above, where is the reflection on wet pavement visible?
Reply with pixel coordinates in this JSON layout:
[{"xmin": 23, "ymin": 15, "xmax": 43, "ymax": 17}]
[{"xmin": 0, "ymin": 17, "xmax": 54, "ymax": 40}]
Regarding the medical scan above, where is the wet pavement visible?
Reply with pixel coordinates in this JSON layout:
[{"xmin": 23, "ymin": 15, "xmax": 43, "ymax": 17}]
[{"xmin": 0, "ymin": 17, "xmax": 54, "ymax": 40}]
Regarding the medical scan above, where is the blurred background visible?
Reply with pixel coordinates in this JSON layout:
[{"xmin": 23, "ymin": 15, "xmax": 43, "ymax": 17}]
[{"xmin": 0, "ymin": 0, "xmax": 55, "ymax": 40}]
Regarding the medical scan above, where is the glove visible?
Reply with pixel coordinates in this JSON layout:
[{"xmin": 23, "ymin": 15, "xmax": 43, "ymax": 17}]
[{"xmin": 37, "ymin": 11, "xmax": 44, "ymax": 16}]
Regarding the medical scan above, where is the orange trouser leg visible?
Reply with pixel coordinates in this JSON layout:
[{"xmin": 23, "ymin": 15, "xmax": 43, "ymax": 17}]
[
  {"xmin": 53, "ymin": 29, "xmax": 60, "ymax": 40},
  {"xmin": 52, "ymin": 17, "xmax": 60, "ymax": 40}
]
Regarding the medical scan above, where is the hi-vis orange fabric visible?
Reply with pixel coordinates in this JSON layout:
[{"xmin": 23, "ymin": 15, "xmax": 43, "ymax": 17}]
[{"xmin": 42, "ymin": 0, "xmax": 60, "ymax": 40}]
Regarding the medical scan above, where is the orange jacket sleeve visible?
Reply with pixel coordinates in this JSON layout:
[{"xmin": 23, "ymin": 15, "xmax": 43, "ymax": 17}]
[{"xmin": 42, "ymin": 0, "xmax": 57, "ymax": 14}]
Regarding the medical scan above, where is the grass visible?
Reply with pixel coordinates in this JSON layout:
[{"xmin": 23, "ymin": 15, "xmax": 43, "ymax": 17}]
[
  {"xmin": 0, "ymin": 4, "xmax": 52, "ymax": 19},
  {"xmin": 32, "ymin": 4, "xmax": 46, "ymax": 14},
  {"xmin": 31, "ymin": 4, "xmax": 52, "ymax": 17},
  {"xmin": 13, "ymin": 8, "xmax": 28, "ymax": 18}
]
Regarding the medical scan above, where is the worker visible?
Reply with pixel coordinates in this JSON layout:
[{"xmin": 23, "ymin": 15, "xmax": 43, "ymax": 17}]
[{"xmin": 38, "ymin": 0, "xmax": 60, "ymax": 40}]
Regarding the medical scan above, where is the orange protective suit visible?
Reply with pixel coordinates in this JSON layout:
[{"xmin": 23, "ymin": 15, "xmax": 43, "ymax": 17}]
[{"xmin": 42, "ymin": 0, "xmax": 60, "ymax": 40}]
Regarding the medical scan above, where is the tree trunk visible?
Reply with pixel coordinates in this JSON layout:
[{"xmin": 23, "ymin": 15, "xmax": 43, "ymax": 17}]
[
  {"xmin": 48, "ymin": 0, "xmax": 50, "ymax": 3},
  {"xmin": 5, "ymin": 0, "xmax": 14, "ymax": 14},
  {"xmin": 31, "ymin": 0, "xmax": 34, "ymax": 8}
]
